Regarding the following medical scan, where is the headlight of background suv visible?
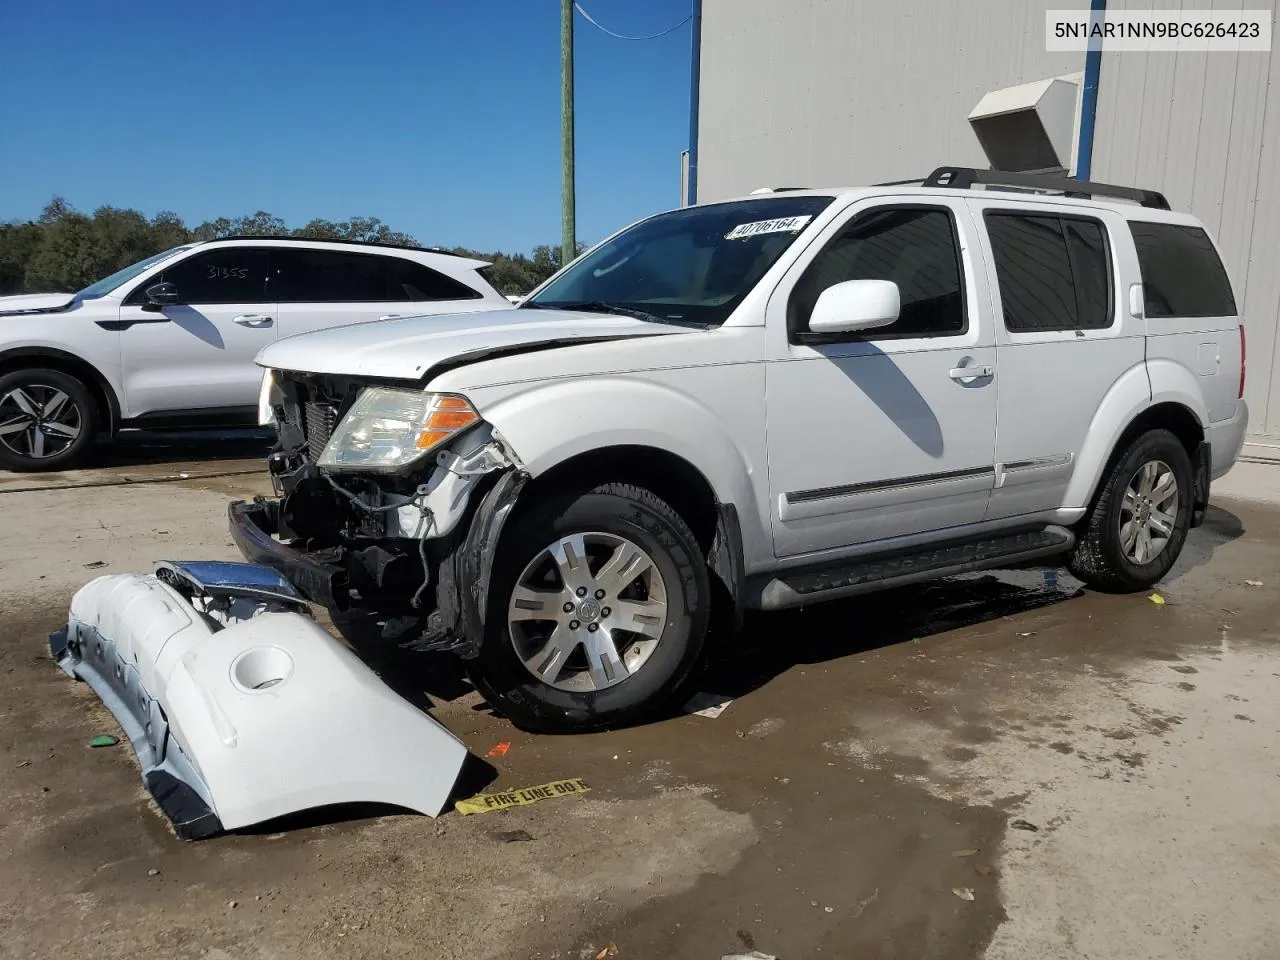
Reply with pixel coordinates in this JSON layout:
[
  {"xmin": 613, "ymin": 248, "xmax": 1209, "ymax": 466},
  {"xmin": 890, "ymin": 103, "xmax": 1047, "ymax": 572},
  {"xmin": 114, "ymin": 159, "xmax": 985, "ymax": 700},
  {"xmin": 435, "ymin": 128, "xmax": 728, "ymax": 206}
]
[{"xmin": 317, "ymin": 388, "xmax": 481, "ymax": 473}]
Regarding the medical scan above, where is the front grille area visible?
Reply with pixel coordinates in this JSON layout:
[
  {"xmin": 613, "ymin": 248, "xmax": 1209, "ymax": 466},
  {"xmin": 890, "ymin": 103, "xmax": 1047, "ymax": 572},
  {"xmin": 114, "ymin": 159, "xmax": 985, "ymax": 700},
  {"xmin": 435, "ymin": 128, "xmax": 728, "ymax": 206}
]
[{"xmin": 303, "ymin": 400, "xmax": 337, "ymax": 462}]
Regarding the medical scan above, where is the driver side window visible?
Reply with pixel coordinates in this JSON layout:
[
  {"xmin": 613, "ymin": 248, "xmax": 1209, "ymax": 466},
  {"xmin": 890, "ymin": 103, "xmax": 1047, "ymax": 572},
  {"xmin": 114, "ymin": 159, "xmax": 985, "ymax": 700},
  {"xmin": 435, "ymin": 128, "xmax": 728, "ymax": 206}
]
[
  {"xmin": 788, "ymin": 206, "xmax": 966, "ymax": 340},
  {"xmin": 124, "ymin": 248, "xmax": 270, "ymax": 305}
]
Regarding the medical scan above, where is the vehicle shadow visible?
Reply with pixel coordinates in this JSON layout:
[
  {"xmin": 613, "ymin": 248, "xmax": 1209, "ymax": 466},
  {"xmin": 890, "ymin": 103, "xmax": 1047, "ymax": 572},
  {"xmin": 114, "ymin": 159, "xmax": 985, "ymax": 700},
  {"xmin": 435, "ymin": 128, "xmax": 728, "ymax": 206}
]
[{"xmin": 88, "ymin": 428, "xmax": 272, "ymax": 469}]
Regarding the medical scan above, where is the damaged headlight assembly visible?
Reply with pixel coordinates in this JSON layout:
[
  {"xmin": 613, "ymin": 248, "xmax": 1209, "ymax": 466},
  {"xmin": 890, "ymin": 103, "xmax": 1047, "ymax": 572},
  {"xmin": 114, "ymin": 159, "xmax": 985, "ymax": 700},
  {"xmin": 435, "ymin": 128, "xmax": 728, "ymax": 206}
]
[{"xmin": 317, "ymin": 387, "xmax": 482, "ymax": 473}]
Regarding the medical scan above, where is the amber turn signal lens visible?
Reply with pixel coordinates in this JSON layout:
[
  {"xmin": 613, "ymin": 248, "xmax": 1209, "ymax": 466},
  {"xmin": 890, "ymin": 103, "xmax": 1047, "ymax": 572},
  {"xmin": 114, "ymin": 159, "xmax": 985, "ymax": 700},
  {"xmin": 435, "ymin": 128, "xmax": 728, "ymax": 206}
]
[
  {"xmin": 426, "ymin": 410, "xmax": 479, "ymax": 430},
  {"xmin": 415, "ymin": 430, "xmax": 452, "ymax": 449}
]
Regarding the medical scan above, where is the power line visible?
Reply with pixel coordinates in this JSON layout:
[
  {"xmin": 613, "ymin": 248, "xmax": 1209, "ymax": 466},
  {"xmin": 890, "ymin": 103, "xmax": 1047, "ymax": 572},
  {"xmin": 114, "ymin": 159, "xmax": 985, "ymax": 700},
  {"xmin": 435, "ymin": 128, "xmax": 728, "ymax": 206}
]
[{"xmin": 573, "ymin": 2, "xmax": 691, "ymax": 40}]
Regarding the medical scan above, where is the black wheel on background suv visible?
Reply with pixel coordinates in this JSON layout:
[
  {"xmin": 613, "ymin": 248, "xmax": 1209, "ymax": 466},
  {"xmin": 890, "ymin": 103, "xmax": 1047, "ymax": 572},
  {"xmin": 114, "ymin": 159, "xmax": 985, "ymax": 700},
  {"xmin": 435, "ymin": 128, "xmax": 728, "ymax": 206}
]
[
  {"xmin": 1068, "ymin": 428, "xmax": 1195, "ymax": 593},
  {"xmin": 0, "ymin": 368, "xmax": 98, "ymax": 472},
  {"xmin": 468, "ymin": 482, "xmax": 711, "ymax": 732}
]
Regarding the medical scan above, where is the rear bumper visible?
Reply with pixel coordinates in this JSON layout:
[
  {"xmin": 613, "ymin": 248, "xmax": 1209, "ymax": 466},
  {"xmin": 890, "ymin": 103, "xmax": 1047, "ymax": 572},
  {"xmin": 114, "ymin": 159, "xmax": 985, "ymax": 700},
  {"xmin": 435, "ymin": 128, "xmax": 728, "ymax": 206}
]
[
  {"xmin": 228, "ymin": 498, "xmax": 349, "ymax": 609},
  {"xmin": 1207, "ymin": 399, "xmax": 1250, "ymax": 480}
]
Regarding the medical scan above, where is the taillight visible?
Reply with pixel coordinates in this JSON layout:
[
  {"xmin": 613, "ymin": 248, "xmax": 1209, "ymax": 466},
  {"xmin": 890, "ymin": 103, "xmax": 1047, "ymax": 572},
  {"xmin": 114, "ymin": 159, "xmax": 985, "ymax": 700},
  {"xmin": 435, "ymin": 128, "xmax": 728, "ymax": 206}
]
[{"xmin": 1239, "ymin": 323, "xmax": 1247, "ymax": 399}]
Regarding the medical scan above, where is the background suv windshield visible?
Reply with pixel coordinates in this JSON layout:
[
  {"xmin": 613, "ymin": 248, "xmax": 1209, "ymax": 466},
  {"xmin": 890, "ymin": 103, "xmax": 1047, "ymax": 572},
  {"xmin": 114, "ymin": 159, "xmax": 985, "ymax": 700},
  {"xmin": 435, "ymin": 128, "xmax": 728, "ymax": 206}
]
[
  {"xmin": 75, "ymin": 245, "xmax": 195, "ymax": 300},
  {"xmin": 527, "ymin": 196, "xmax": 834, "ymax": 326}
]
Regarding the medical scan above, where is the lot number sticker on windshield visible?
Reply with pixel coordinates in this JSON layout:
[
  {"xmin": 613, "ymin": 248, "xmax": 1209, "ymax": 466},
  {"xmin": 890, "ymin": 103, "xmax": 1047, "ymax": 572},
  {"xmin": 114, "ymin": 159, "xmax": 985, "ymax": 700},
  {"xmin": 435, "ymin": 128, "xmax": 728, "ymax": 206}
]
[{"xmin": 725, "ymin": 215, "xmax": 813, "ymax": 240}]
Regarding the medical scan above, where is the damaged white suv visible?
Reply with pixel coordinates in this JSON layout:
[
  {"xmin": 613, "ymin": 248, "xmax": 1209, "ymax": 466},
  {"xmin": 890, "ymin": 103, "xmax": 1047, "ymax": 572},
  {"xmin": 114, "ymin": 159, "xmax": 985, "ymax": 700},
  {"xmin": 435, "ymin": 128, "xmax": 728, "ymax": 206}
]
[{"xmin": 236, "ymin": 168, "xmax": 1249, "ymax": 732}]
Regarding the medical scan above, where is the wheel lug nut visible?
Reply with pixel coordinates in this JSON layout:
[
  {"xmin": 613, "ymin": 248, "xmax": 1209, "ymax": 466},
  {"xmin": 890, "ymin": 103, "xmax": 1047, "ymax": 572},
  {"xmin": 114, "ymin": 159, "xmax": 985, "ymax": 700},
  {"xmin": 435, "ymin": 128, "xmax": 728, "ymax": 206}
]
[
  {"xmin": 595, "ymin": 589, "xmax": 605, "ymax": 600},
  {"xmin": 601, "ymin": 607, "xmax": 611, "ymax": 617},
  {"xmin": 563, "ymin": 602, "xmax": 574, "ymax": 613},
  {"xmin": 587, "ymin": 623, "xmax": 598, "ymax": 632},
  {"xmin": 569, "ymin": 620, "xmax": 580, "ymax": 630},
  {"xmin": 576, "ymin": 587, "xmax": 587, "ymax": 597}
]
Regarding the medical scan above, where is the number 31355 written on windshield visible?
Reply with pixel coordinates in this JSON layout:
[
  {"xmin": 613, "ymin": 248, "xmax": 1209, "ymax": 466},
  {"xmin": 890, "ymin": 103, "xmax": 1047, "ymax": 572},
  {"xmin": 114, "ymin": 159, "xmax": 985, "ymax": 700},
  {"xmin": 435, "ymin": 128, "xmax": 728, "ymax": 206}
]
[{"xmin": 207, "ymin": 265, "xmax": 249, "ymax": 279}]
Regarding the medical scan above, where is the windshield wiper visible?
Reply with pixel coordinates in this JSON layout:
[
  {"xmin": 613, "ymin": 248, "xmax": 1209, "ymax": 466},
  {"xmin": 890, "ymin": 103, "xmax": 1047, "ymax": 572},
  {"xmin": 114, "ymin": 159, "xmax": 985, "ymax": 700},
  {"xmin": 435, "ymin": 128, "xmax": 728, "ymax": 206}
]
[{"xmin": 523, "ymin": 301, "xmax": 708, "ymax": 328}]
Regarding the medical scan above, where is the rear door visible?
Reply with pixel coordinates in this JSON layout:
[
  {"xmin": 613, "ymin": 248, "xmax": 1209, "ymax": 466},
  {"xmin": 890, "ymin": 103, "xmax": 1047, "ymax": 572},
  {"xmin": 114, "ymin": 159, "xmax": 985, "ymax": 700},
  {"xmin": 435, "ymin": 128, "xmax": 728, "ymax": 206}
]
[
  {"xmin": 273, "ymin": 249, "xmax": 489, "ymax": 340},
  {"xmin": 974, "ymin": 201, "xmax": 1144, "ymax": 520},
  {"xmin": 1130, "ymin": 220, "xmax": 1241, "ymax": 424},
  {"xmin": 117, "ymin": 246, "xmax": 277, "ymax": 418}
]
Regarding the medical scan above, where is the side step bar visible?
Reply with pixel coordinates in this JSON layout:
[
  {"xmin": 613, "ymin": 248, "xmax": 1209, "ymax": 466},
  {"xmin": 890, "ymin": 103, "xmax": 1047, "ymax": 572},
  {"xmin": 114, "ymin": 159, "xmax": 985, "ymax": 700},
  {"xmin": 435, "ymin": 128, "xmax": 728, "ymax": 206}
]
[{"xmin": 751, "ymin": 526, "xmax": 1075, "ymax": 611}]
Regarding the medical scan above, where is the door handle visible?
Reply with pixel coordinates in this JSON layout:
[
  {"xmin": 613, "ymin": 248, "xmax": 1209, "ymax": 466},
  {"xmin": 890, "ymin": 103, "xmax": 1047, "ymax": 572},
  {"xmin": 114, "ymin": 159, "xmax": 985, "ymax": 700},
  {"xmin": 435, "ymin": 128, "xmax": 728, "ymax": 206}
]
[
  {"xmin": 379, "ymin": 314, "xmax": 402, "ymax": 321},
  {"xmin": 233, "ymin": 314, "xmax": 274, "ymax": 328},
  {"xmin": 949, "ymin": 364, "xmax": 994, "ymax": 381}
]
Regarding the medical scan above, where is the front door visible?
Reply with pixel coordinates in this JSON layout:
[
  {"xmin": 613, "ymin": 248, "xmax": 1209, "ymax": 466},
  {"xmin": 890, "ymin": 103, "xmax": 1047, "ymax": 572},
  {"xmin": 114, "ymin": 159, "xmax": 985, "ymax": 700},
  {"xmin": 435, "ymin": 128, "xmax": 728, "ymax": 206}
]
[
  {"xmin": 117, "ymin": 246, "xmax": 277, "ymax": 418},
  {"xmin": 765, "ymin": 199, "xmax": 999, "ymax": 559}
]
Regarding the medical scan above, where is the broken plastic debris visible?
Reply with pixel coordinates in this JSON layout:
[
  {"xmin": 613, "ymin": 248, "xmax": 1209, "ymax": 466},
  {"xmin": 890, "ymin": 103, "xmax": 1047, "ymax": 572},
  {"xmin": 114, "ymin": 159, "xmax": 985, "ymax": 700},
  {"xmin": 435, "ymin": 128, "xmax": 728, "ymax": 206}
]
[
  {"xmin": 454, "ymin": 778, "xmax": 590, "ymax": 815},
  {"xmin": 951, "ymin": 848, "xmax": 979, "ymax": 857},
  {"xmin": 83, "ymin": 561, "xmax": 107, "ymax": 569},
  {"xmin": 952, "ymin": 887, "xmax": 975, "ymax": 901},
  {"xmin": 87, "ymin": 734, "xmax": 119, "ymax": 748},
  {"xmin": 1010, "ymin": 818, "xmax": 1040, "ymax": 832},
  {"xmin": 1149, "ymin": 593, "xmax": 1166, "ymax": 605},
  {"xmin": 595, "ymin": 943, "xmax": 619, "ymax": 960},
  {"xmin": 1017, "ymin": 631, "xmax": 1036, "ymax": 638},
  {"xmin": 1245, "ymin": 579, "xmax": 1264, "ymax": 587},
  {"xmin": 684, "ymin": 691, "xmax": 733, "ymax": 718},
  {"xmin": 485, "ymin": 740, "xmax": 512, "ymax": 758}
]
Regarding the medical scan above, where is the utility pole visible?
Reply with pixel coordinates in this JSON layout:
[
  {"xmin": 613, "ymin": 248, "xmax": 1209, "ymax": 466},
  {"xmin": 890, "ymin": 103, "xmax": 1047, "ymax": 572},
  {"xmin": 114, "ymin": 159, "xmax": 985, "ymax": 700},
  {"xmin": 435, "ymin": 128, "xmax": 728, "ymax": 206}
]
[{"xmin": 561, "ymin": 0, "xmax": 576, "ymax": 267}]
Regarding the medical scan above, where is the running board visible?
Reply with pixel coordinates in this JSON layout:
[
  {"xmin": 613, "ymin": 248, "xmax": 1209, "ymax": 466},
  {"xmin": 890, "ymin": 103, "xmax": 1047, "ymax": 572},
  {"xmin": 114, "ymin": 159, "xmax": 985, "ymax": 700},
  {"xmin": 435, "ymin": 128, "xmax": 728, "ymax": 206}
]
[{"xmin": 752, "ymin": 526, "xmax": 1075, "ymax": 611}]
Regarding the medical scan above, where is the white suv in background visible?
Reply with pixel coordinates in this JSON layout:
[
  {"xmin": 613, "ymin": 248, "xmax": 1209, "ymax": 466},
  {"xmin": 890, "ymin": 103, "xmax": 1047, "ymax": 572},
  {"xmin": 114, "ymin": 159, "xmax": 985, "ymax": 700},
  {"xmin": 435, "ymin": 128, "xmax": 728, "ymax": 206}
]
[
  {"xmin": 0, "ymin": 238, "xmax": 510, "ymax": 470},
  {"xmin": 237, "ymin": 167, "xmax": 1249, "ymax": 732}
]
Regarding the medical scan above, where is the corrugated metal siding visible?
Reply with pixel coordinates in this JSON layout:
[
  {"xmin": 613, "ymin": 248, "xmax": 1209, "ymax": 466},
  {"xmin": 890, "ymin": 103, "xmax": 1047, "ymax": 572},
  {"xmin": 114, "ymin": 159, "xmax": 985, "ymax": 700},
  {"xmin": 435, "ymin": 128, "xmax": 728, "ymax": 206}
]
[
  {"xmin": 1091, "ymin": 0, "xmax": 1280, "ymax": 435},
  {"xmin": 697, "ymin": 0, "xmax": 1082, "ymax": 199}
]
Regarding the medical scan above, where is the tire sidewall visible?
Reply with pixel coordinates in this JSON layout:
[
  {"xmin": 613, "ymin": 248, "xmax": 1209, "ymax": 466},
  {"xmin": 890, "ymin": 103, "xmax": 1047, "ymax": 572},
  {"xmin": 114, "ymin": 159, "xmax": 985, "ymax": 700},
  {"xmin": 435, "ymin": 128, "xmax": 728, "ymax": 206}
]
[
  {"xmin": 1098, "ymin": 431, "xmax": 1194, "ymax": 586},
  {"xmin": 472, "ymin": 487, "xmax": 710, "ymax": 731},
  {"xmin": 0, "ymin": 368, "xmax": 97, "ymax": 472}
]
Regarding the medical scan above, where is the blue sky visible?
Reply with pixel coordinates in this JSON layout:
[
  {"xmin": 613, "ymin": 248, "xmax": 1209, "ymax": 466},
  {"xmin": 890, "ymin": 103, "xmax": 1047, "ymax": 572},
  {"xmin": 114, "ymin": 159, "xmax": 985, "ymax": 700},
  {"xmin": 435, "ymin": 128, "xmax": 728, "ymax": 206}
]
[{"xmin": 0, "ymin": 0, "xmax": 695, "ymax": 253}]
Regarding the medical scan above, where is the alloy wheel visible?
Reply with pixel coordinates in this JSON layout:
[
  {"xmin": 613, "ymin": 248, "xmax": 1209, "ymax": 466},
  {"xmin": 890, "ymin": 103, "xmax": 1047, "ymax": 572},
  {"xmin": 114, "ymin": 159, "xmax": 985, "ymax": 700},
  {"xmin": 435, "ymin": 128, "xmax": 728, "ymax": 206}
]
[
  {"xmin": 507, "ymin": 531, "xmax": 668, "ymax": 692},
  {"xmin": 1119, "ymin": 459, "xmax": 1179, "ymax": 564},
  {"xmin": 0, "ymin": 384, "xmax": 83, "ymax": 461}
]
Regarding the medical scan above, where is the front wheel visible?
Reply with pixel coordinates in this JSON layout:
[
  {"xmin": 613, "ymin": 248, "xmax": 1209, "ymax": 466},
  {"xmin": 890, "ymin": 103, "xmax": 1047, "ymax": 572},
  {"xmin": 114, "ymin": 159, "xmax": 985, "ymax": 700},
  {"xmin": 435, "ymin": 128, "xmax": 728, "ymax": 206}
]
[
  {"xmin": 1068, "ymin": 428, "xmax": 1194, "ymax": 592},
  {"xmin": 469, "ymin": 482, "xmax": 710, "ymax": 732},
  {"xmin": 0, "ymin": 368, "xmax": 98, "ymax": 472}
]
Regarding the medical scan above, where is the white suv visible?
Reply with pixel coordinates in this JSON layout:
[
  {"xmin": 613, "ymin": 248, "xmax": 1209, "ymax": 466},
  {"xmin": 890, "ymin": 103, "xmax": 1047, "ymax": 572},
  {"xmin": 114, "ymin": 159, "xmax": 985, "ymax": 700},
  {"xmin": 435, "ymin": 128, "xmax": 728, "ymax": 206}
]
[
  {"xmin": 0, "ymin": 238, "xmax": 509, "ymax": 470},
  {"xmin": 234, "ymin": 168, "xmax": 1249, "ymax": 732}
]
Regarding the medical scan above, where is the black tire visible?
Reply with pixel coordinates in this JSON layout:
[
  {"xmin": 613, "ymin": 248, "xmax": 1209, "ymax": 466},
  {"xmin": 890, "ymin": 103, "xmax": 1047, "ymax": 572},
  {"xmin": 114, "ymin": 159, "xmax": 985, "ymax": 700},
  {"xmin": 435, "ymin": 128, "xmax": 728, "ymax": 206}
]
[
  {"xmin": 469, "ymin": 482, "xmax": 711, "ymax": 732},
  {"xmin": 0, "ymin": 368, "xmax": 98, "ymax": 472},
  {"xmin": 1068, "ymin": 428, "xmax": 1194, "ymax": 592}
]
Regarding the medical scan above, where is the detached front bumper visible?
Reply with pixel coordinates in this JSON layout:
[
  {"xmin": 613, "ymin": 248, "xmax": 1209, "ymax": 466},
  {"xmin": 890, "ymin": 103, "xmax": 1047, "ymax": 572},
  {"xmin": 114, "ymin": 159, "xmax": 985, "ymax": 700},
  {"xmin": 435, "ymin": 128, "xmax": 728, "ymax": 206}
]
[{"xmin": 229, "ymin": 498, "xmax": 349, "ymax": 609}]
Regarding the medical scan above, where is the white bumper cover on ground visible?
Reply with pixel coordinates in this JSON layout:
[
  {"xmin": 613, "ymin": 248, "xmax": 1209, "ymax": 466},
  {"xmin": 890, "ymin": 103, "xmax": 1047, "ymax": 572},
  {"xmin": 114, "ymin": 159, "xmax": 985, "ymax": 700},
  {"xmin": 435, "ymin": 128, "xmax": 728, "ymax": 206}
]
[{"xmin": 50, "ymin": 562, "xmax": 467, "ymax": 839}]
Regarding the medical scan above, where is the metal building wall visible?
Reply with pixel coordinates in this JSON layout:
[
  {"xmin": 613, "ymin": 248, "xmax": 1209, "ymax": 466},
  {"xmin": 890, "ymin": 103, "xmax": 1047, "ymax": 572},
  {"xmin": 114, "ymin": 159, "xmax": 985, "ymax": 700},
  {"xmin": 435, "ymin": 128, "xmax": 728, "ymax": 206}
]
[
  {"xmin": 697, "ymin": 0, "xmax": 1082, "ymax": 200},
  {"xmin": 1090, "ymin": 1, "xmax": 1280, "ymax": 437}
]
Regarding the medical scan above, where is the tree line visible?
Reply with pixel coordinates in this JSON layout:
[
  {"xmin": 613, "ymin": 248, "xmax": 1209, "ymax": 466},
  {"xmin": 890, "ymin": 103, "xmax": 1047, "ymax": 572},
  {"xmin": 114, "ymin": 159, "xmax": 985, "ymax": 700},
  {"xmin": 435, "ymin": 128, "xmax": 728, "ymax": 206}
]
[{"xmin": 0, "ymin": 198, "xmax": 571, "ymax": 297}]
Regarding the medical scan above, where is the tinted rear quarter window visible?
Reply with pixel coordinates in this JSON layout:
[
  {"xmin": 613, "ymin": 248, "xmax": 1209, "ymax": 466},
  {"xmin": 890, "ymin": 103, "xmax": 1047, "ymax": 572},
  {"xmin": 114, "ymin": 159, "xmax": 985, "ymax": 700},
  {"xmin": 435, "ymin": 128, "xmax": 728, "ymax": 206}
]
[
  {"xmin": 385, "ymin": 257, "xmax": 482, "ymax": 301},
  {"xmin": 1130, "ymin": 222, "xmax": 1237, "ymax": 318},
  {"xmin": 273, "ymin": 249, "xmax": 391, "ymax": 302}
]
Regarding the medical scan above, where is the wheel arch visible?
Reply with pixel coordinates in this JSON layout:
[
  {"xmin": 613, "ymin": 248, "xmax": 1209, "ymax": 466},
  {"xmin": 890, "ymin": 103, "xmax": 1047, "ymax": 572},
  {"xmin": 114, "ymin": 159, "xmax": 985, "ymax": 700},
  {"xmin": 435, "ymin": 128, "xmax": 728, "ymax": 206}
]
[{"xmin": 0, "ymin": 347, "xmax": 121, "ymax": 434}]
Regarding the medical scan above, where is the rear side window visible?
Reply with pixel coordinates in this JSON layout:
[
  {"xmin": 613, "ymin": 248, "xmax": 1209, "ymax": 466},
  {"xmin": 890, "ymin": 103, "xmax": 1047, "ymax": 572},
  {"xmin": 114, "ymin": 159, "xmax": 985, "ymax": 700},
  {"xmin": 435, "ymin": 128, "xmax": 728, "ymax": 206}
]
[
  {"xmin": 1130, "ymin": 222, "xmax": 1237, "ymax": 318},
  {"xmin": 789, "ymin": 206, "xmax": 966, "ymax": 339},
  {"xmin": 273, "ymin": 249, "xmax": 389, "ymax": 302},
  {"xmin": 385, "ymin": 257, "xmax": 482, "ymax": 301},
  {"xmin": 984, "ymin": 212, "xmax": 1114, "ymax": 332}
]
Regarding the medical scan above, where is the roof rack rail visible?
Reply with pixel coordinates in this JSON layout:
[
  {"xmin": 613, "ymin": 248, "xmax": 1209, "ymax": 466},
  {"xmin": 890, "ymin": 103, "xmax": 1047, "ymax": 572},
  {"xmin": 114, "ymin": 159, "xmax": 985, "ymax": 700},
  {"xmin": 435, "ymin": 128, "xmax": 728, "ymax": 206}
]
[
  {"xmin": 920, "ymin": 166, "xmax": 1170, "ymax": 210},
  {"xmin": 209, "ymin": 235, "xmax": 464, "ymax": 256},
  {"xmin": 872, "ymin": 177, "xmax": 927, "ymax": 186}
]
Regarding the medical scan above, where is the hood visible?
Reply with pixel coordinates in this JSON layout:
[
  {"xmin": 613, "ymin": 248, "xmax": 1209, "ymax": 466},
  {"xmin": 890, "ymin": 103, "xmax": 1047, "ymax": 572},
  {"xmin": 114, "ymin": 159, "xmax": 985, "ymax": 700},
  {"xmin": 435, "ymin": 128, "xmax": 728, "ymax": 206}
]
[
  {"xmin": 256, "ymin": 307, "xmax": 694, "ymax": 381},
  {"xmin": 0, "ymin": 292, "xmax": 77, "ymax": 317}
]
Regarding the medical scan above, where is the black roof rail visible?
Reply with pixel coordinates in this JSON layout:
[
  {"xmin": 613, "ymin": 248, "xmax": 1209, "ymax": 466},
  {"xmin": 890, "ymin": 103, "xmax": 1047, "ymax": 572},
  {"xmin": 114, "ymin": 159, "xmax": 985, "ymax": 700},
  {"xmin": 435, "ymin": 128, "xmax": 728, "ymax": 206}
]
[
  {"xmin": 872, "ymin": 177, "xmax": 928, "ymax": 186},
  {"xmin": 206, "ymin": 235, "xmax": 465, "ymax": 256},
  {"xmin": 920, "ymin": 166, "xmax": 1170, "ymax": 210}
]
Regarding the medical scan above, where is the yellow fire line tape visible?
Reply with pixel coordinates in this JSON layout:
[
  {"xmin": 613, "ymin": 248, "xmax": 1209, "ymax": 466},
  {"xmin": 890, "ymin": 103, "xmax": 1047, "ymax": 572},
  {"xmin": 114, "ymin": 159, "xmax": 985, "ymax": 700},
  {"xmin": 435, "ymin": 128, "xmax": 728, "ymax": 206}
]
[{"xmin": 454, "ymin": 778, "xmax": 591, "ymax": 815}]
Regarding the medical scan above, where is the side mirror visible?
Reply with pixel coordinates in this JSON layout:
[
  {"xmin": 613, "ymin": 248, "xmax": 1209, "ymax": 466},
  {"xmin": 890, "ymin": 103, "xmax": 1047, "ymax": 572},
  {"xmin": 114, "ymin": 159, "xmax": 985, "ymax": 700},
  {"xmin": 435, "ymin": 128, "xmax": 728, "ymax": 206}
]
[
  {"xmin": 142, "ymin": 281, "xmax": 180, "ymax": 312},
  {"xmin": 808, "ymin": 279, "xmax": 900, "ymax": 335}
]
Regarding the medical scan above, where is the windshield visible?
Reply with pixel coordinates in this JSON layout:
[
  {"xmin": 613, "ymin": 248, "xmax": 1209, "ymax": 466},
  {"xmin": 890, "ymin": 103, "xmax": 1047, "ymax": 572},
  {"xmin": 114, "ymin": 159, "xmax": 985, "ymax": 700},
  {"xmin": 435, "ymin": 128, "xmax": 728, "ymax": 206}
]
[
  {"xmin": 75, "ymin": 245, "xmax": 196, "ymax": 299},
  {"xmin": 526, "ymin": 196, "xmax": 834, "ymax": 326}
]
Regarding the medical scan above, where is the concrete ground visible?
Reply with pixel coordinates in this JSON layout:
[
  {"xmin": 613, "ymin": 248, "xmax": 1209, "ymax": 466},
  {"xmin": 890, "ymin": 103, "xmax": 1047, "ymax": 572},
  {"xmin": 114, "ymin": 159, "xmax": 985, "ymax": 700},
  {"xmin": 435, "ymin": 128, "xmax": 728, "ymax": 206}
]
[{"xmin": 2, "ymin": 431, "xmax": 1278, "ymax": 960}]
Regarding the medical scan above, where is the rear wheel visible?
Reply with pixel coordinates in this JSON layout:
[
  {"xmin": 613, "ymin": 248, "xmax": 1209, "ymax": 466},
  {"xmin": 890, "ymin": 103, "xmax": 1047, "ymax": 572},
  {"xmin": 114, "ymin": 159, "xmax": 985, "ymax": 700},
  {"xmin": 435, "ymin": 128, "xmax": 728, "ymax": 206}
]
[
  {"xmin": 0, "ymin": 368, "xmax": 97, "ymax": 472},
  {"xmin": 469, "ymin": 482, "xmax": 710, "ymax": 732},
  {"xmin": 1068, "ymin": 429, "xmax": 1194, "ymax": 592}
]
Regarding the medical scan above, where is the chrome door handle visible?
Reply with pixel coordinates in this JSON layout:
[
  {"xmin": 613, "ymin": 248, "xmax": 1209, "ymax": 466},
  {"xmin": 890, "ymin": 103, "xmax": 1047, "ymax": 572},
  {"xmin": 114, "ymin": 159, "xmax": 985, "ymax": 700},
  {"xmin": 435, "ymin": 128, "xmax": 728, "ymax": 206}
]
[
  {"xmin": 233, "ymin": 314, "xmax": 274, "ymax": 328},
  {"xmin": 949, "ymin": 364, "xmax": 993, "ymax": 381}
]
